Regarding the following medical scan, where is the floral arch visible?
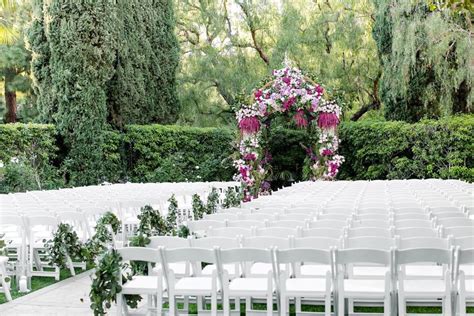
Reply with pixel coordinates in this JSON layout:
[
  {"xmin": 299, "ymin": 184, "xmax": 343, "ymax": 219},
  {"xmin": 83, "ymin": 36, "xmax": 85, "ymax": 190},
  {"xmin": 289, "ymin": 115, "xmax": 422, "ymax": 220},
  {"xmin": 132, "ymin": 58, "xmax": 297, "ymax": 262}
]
[{"xmin": 233, "ymin": 63, "xmax": 344, "ymax": 201}]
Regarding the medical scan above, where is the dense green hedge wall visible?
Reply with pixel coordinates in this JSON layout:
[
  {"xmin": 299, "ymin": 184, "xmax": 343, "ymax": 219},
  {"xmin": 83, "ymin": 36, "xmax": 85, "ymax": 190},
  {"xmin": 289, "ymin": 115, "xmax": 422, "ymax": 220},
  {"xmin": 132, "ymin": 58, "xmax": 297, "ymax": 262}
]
[
  {"xmin": 338, "ymin": 115, "xmax": 474, "ymax": 181},
  {"xmin": 0, "ymin": 123, "xmax": 63, "ymax": 192},
  {"xmin": 0, "ymin": 116, "xmax": 472, "ymax": 193},
  {"xmin": 124, "ymin": 125, "xmax": 235, "ymax": 182}
]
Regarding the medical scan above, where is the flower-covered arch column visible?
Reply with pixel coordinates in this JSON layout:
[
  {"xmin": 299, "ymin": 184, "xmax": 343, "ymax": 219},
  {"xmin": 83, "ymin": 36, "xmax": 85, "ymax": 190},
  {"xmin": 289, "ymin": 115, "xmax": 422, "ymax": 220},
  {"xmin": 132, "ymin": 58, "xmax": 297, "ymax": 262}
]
[{"xmin": 234, "ymin": 64, "xmax": 344, "ymax": 201}]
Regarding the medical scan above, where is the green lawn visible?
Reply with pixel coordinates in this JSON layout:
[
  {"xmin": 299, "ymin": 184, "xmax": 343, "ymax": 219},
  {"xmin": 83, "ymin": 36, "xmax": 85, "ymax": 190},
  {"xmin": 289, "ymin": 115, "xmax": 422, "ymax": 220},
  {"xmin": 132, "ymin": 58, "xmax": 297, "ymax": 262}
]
[
  {"xmin": 163, "ymin": 302, "xmax": 474, "ymax": 315},
  {"xmin": 0, "ymin": 266, "xmax": 90, "ymax": 304}
]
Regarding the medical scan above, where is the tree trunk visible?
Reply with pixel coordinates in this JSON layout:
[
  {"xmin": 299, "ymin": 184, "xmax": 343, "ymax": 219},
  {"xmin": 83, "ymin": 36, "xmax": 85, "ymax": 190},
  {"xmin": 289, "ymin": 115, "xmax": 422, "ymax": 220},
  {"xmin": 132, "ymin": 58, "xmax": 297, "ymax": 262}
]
[{"xmin": 4, "ymin": 69, "xmax": 17, "ymax": 123}]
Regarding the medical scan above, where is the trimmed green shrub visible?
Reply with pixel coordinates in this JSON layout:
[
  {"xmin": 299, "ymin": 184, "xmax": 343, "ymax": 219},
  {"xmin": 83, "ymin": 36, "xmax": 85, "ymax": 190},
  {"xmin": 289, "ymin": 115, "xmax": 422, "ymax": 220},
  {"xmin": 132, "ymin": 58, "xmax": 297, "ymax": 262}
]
[
  {"xmin": 0, "ymin": 115, "xmax": 472, "ymax": 193},
  {"xmin": 338, "ymin": 115, "xmax": 474, "ymax": 181},
  {"xmin": 125, "ymin": 124, "xmax": 235, "ymax": 182},
  {"xmin": 0, "ymin": 123, "xmax": 63, "ymax": 192}
]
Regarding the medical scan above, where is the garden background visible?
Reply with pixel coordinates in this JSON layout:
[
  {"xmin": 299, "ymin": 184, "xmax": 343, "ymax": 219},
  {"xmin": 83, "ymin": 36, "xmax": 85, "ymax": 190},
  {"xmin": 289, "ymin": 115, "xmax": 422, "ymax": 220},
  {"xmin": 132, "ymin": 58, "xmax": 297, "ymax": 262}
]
[{"xmin": 0, "ymin": 0, "xmax": 472, "ymax": 193}]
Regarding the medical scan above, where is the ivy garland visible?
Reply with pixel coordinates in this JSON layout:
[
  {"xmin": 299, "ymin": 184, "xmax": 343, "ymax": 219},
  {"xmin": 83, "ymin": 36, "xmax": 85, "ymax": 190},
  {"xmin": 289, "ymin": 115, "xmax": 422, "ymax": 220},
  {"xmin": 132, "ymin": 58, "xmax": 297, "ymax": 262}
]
[
  {"xmin": 137, "ymin": 205, "xmax": 168, "ymax": 236},
  {"xmin": 83, "ymin": 212, "xmax": 121, "ymax": 264},
  {"xmin": 44, "ymin": 223, "xmax": 84, "ymax": 268},
  {"xmin": 192, "ymin": 194, "xmax": 206, "ymax": 220},
  {"xmin": 222, "ymin": 187, "xmax": 242, "ymax": 208},
  {"xmin": 89, "ymin": 249, "xmax": 143, "ymax": 315},
  {"xmin": 166, "ymin": 194, "xmax": 179, "ymax": 233},
  {"xmin": 205, "ymin": 187, "xmax": 220, "ymax": 215}
]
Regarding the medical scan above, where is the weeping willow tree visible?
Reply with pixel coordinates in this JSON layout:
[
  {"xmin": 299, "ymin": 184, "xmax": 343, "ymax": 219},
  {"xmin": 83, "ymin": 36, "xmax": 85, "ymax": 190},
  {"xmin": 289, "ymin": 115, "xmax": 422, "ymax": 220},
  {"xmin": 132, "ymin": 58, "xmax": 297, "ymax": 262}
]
[
  {"xmin": 373, "ymin": 0, "xmax": 473, "ymax": 122},
  {"xmin": 176, "ymin": 0, "xmax": 380, "ymax": 126}
]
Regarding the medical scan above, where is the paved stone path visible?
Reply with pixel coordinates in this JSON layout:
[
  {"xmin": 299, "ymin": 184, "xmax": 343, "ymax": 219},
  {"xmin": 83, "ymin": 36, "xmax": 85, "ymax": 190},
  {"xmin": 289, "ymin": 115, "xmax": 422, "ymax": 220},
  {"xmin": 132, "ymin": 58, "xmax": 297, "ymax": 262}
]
[{"xmin": 0, "ymin": 271, "xmax": 112, "ymax": 316}]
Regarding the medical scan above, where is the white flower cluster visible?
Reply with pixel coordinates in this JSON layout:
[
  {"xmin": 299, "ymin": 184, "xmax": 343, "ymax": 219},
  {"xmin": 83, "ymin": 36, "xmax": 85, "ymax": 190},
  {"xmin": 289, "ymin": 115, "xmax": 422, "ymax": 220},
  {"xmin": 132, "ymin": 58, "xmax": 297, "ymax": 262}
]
[
  {"xmin": 235, "ymin": 104, "xmax": 261, "ymax": 122},
  {"xmin": 318, "ymin": 100, "xmax": 342, "ymax": 117}
]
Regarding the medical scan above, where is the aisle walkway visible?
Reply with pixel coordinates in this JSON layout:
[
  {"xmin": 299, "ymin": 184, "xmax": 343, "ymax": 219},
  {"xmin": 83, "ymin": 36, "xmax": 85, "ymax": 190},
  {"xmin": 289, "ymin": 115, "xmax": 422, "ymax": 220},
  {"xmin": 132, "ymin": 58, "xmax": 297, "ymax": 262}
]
[{"xmin": 0, "ymin": 271, "xmax": 107, "ymax": 316}]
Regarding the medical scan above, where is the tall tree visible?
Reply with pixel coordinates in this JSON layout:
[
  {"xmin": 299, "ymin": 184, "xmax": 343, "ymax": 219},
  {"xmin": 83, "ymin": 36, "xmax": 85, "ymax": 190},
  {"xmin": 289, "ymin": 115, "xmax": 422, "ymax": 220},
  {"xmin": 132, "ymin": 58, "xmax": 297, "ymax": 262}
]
[
  {"xmin": 107, "ymin": 0, "xmax": 180, "ymax": 128},
  {"xmin": 29, "ymin": 0, "xmax": 116, "ymax": 184},
  {"xmin": 175, "ymin": 0, "xmax": 380, "ymax": 126},
  {"xmin": 1, "ymin": 0, "xmax": 30, "ymax": 123},
  {"xmin": 372, "ymin": 0, "xmax": 472, "ymax": 122}
]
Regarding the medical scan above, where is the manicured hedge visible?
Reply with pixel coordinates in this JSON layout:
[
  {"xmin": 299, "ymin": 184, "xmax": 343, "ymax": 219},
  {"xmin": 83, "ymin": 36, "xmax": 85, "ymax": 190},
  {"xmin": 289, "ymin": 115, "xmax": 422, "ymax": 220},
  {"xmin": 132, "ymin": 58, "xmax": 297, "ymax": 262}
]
[
  {"xmin": 124, "ymin": 125, "xmax": 235, "ymax": 182},
  {"xmin": 338, "ymin": 115, "xmax": 474, "ymax": 182},
  {"xmin": 0, "ymin": 123, "xmax": 63, "ymax": 192},
  {"xmin": 0, "ymin": 115, "xmax": 472, "ymax": 193}
]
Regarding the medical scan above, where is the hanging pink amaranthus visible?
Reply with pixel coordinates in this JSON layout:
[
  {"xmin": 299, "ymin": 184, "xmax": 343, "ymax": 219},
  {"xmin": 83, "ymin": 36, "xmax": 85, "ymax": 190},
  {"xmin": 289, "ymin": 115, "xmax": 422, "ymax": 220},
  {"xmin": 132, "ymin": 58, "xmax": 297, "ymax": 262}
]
[
  {"xmin": 239, "ymin": 116, "xmax": 261, "ymax": 134},
  {"xmin": 317, "ymin": 112, "xmax": 339, "ymax": 129},
  {"xmin": 293, "ymin": 110, "xmax": 308, "ymax": 128}
]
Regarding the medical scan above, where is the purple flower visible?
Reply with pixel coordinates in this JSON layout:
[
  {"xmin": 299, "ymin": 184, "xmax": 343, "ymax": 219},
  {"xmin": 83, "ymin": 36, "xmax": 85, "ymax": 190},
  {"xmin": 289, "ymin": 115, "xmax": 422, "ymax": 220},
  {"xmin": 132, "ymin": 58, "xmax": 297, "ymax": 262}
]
[
  {"xmin": 254, "ymin": 89, "xmax": 263, "ymax": 99},
  {"xmin": 318, "ymin": 112, "xmax": 339, "ymax": 129},
  {"xmin": 321, "ymin": 149, "xmax": 333, "ymax": 156},
  {"xmin": 243, "ymin": 153, "xmax": 257, "ymax": 161},
  {"xmin": 282, "ymin": 77, "xmax": 291, "ymax": 85},
  {"xmin": 294, "ymin": 110, "xmax": 308, "ymax": 128},
  {"xmin": 239, "ymin": 116, "xmax": 261, "ymax": 134}
]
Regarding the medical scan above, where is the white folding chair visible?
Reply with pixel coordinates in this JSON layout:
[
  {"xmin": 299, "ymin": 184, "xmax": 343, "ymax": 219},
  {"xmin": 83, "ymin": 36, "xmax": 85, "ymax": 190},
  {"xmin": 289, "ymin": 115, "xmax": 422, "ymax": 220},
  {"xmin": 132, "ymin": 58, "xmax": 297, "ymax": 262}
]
[
  {"xmin": 241, "ymin": 213, "xmax": 276, "ymax": 221},
  {"xmin": 299, "ymin": 227, "xmax": 343, "ymax": 239},
  {"xmin": 0, "ymin": 215, "xmax": 28, "ymax": 282},
  {"xmin": 436, "ymin": 218, "xmax": 474, "ymax": 228},
  {"xmin": 455, "ymin": 248, "xmax": 474, "ymax": 316},
  {"xmin": 191, "ymin": 237, "xmax": 240, "ymax": 278},
  {"xmin": 216, "ymin": 247, "xmax": 275, "ymax": 316},
  {"xmin": 148, "ymin": 236, "xmax": 192, "ymax": 278},
  {"xmin": 335, "ymin": 248, "xmax": 392, "ymax": 316},
  {"xmin": 227, "ymin": 220, "xmax": 266, "ymax": 228},
  {"xmin": 396, "ymin": 237, "xmax": 451, "ymax": 279},
  {"xmin": 187, "ymin": 220, "xmax": 226, "ymax": 236},
  {"xmin": 275, "ymin": 248, "xmax": 334, "ymax": 316},
  {"xmin": 161, "ymin": 247, "xmax": 219, "ymax": 316},
  {"xmin": 309, "ymin": 220, "xmax": 348, "ymax": 230},
  {"xmin": 391, "ymin": 227, "xmax": 439, "ymax": 238},
  {"xmin": 394, "ymin": 219, "xmax": 435, "ymax": 229},
  {"xmin": 351, "ymin": 219, "xmax": 391, "ymax": 229},
  {"xmin": 116, "ymin": 247, "xmax": 164, "ymax": 316},
  {"xmin": 203, "ymin": 213, "xmax": 241, "ymax": 221},
  {"xmin": 25, "ymin": 215, "xmax": 61, "ymax": 281},
  {"xmin": 344, "ymin": 227, "xmax": 391, "ymax": 238},
  {"xmin": 267, "ymin": 220, "xmax": 307, "ymax": 229},
  {"xmin": 0, "ymin": 256, "xmax": 12, "ymax": 301},
  {"xmin": 254, "ymin": 227, "xmax": 298, "ymax": 238},
  {"xmin": 291, "ymin": 237, "xmax": 339, "ymax": 278},
  {"xmin": 396, "ymin": 248, "xmax": 454, "ymax": 316},
  {"xmin": 242, "ymin": 236, "xmax": 290, "ymax": 276},
  {"xmin": 277, "ymin": 213, "xmax": 314, "ymax": 222},
  {"xmin": 207, "ymin": 227, "xmax": 252, "ymax": 238}
]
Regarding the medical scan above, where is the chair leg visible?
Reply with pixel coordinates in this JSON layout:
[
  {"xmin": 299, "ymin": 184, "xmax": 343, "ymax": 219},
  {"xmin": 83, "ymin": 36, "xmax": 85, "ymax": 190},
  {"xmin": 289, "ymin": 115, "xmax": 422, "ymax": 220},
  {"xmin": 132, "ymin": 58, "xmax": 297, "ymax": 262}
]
[
  {"xmin": 0, "ymin": 276, "xmax": 12, "ymax": 302},
  {"xmin": 398, "ymin": 294, "xmax": 405, "ymax": 316},
  {"xmin": 338, "ymin": 293, "xmax": 344, "ymax": 316},
  {"xmin": 235, "ymin": 297, "xmax": 241, "ymax": 315},
  {"xmin": 459, "ymin": 292, "xmax": 466, "ymax": 316},
  {"xmin": 197, "ymin": 296, "xmax": 203, "ymax": 313},
  {"xmin": 117, "ymin": 294, "xmax": 123, "ymax": 316},
  {"xmin": 184, "ymin": 296, "xmax": 189, "ymax": 312},
  {"xmin": 223, "ymin": 292, "xmax": 230, "ymax": 316},
  {"xmin": 246, "ymin": 297, "xmax": 251, "ymax": 313},
  {"xmin": 266, "ymin": 292, "xmax": 273, "ymax": 316},
  {"xmin": 348, "ymin": 298, "xmax": 354, "ymax": 315},
  {"xmin": 383, "ymin": 294, "xmax": 390, "ymax": 316},
  {"xmin": 156, "ymin": 292, "xmax": 163, "ymax": 316},
  {"xmin": 169, "ymin": 292, "xmax": 176, "ymax": 316},
  {"xmin": 280, "ymin": 294, "xmax": 287, "ymax": 316},
  {"xmin": 211, "ymin": 292, "xmax": 217, "ymax": 316},
  {"xmin": 444, "ymin": 295, "xmax": 452, "ymax": 316},
  {"xmin": 296, "ymin": 297, "xmax": 302, "ymax": 313},
  {"xmin": 325, "ymin": 295, "xmax": 331, "ymax": 316}
]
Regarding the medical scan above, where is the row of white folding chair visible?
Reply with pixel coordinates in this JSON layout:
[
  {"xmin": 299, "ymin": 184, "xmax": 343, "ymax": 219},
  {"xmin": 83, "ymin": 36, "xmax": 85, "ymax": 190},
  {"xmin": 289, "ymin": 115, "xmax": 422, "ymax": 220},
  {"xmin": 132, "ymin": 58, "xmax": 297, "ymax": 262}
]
[
  {"xmin": 203, "ymin": 212, "xmax": 315, "ymax": 222},
  {"xmin": 116, "ymin": 246, "xmax": 471, "ymax": 316}
]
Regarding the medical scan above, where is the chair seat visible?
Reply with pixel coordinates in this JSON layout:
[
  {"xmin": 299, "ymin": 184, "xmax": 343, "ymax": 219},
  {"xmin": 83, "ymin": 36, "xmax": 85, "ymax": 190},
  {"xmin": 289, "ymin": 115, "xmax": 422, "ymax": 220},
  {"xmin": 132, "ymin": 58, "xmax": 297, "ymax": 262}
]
[
  {"xmin": 403, "ymin": 279, "xmax": 447, "ymax": 296},
  {"xmin": 405, "ymin": 265, "xmax": 443, "ymax": 278},
  {"xmin": 352, "ymin": 266, "xmax": 388, "ymax": 277},
  {"xmin": 251, "ymin": 263, "xmax": 285, "ymax": 275},
  {"xmin": 344, "ymin": 279, "xmax": 387, "ymax": 297},
  {"xmin": 153, "ymin": 262, "xmax": 190, "ymax": 276},
  {"xmin": 229, "ymin": 277, "xmax": 273, "ymax": 295},
  {"xmin": 461, "ymin": 264, "xmax": 474, "ymax": 277},
  {"xmin": 122, "ymin": 276, "xmax": 164, "ymax": 294},
  {"xmin": 300, "ymin": 264, "xmax": 331, "ymax": 276},
  {"xmin": 463, "ymin": 279, "xmax": 474, "ymax": 297},
  {"xmin": 174, "ymin": 277, "xmax": 217, "ymax": 295},
  {"xmin": 285, "ymin": 278, "xmax": 328, "ymax": 295},
  {"xmin": 202, "ymin": 264, "xmax": 237, "ymax": 277}
]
